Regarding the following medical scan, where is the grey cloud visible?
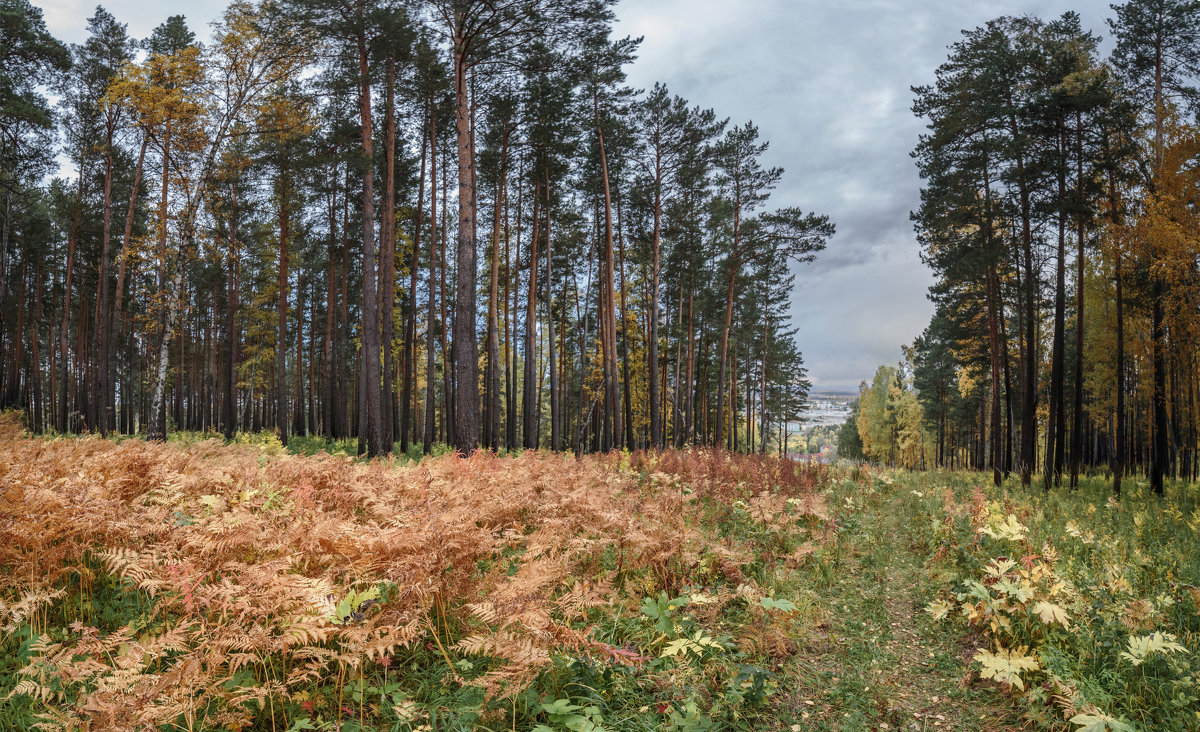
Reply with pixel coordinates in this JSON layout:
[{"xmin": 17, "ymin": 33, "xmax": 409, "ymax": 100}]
[
  {"xmin": 616, "ymin": 0, "xmax": 1104, "ymax": 390},
  {"xmin": 41, "ymin": 0, "xmax": 1105, "ymax": 392}
]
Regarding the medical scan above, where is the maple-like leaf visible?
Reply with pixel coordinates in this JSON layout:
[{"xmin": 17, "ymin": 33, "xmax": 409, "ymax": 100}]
[
  {"xmin": 1069, "ymin": 713, "xmax": 1135, "ymax": 732},
  {"xmin": 980, "ymin": 514, "xmax": 1028, "ymax": 542},
  {"xmin": 925, "ymin": 599, "xmax": 952, "ymax": 621},
  {"xmin": 1032, "ymin": 601, "xmax": 1071, "ymax": 628},
  {"xmin": 660, "ymin": 631, "xmax": 721, "ymax": 659},
  {"xmin": 974, "ymin": 645, "xmax": 1040, "ymax": 690},
  {"xmin": 1120, "ymin": 632, "xmax": 1188, "ymax": 666}
]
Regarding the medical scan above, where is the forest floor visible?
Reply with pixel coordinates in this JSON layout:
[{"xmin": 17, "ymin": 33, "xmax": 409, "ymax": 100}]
[
  {"xmin": 4, "ymin": 422, "xmax": 1197, "ymax": 730},
  {"xmin": 772, "ymin": 471, "xmax": 1023, "ymax": 731}
]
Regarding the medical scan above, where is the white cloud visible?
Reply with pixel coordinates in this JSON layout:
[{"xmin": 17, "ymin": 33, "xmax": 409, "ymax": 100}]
[{"xmin": 40, "ymin": 0, "xmax": 222, "ymax": 45}]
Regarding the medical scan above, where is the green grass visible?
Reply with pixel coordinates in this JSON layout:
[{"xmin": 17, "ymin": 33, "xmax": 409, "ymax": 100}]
[{"xmin": 881, "ymin": 468, "xmax": 1200, "ymax": 731}]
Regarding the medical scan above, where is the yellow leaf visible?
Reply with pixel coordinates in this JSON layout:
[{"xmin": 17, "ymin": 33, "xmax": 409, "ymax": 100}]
[
  {"xmin": 1032, "ymin": 601, "xmax": 1070, "ymax": 628},
  {"xmin": 926, "ymin": 599, "xmax": 952, "ymax": 621},
  {"xmin": 974, "ymin": 645, "xmax": 1040, "ymax": 690}
]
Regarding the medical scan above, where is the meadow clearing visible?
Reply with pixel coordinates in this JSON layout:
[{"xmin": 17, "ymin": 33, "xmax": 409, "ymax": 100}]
[{"xmin": 1, "ymin": 417, "xmax": 1197, "ymax": 731}]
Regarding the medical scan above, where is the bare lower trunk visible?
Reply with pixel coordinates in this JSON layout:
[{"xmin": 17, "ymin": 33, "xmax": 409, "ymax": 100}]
[
  {"xmin": 424, "ymin": 109, "xmax": 439, "ymax": 455},
  {"xmin": 648, "ymin": 171, "xmax": 663, "ymax": 448},
  {"xmin": 148, "ymin": 262, "xmax": 185, "ymax": 441},
  {"xmin": 403, "ymin": 113, "xmax": 428, "ymax": 452},
  {"xmin": 381, "ymin": 55, "xmax": 397, "ymax": 452},
  {"xmin": 276, "ymin": 173, "xmax": 290, "ymax": 446},
  {"xmin": 358, "ymin": 46, "xmax": 383, "ymax": 458},
  {"xmin": 451, "ymin": 35, "xmax": 480, "ymax": 452},
  {"xmin": 60, "ymin": 190, "xmax": 82, "ymax": 433},
  {"xmin": 95, "ymin": 141, "xmax": 115, "ymax": 435},
  {"xmin": 523, "ymin": 184, "xmax": 540, "ymax": 449},
  {"xmin": 484, "ymin": 130, "xmax": 508, "ymax": 451},
  {"xmin": 596, "ymin": 111, "xmax": 621, "ymax": 449},
  {"xmin": 113, "ymin": 134, "xmax": 148, "ymax": 432},
  {"xmin": 546, "ymin": 173, "xmax": 559, "ymax": 452}
]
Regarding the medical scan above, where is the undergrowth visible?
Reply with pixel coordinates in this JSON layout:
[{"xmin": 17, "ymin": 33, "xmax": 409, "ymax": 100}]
[
  {"xmin": 0, "ymin": 416, "xmax": 832, "ymax": 731},
  {"xmin": 897, "ymin": 469, "xmax": 1200, "ymax": 731}
]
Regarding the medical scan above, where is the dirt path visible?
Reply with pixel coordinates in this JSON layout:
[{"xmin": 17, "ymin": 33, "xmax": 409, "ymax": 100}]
[{"xmin": 771, "ymin": 483, "xmax": 1022, "ymax": 731}]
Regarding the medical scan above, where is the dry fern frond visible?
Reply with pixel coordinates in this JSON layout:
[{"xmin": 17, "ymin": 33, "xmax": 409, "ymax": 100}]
[{"xmin": 0, "ymin": 413, "xmax": 833, "ymax": 727}]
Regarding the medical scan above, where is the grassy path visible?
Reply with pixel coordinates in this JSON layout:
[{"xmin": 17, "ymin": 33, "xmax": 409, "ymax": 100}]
[{"xmin": 771, "ymin": 476, "xmax": 1022, "ymax": 731}]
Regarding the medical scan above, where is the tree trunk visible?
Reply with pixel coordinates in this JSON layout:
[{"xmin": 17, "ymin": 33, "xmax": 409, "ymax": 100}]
[
  {"xmin": 1070, "ymin": 112, "xmax": 1086, "ymax": 488},
  {"xmin": 617, "ymin": 191, "xmax": 633, "ymax": 449},
  {"xmin": 484, "ymin": 128, "xmax": 509, "ymax": 451},
  {"xmin": 357, "ymin": 44, "xmax": 383, "ymax": 458},
  {"xmin": 60, "ymin": 180, "xmax": 83, "ymax": 434},
  {"xmin": 1112, "ymin": 174, "xmax": 1125, "ymax": 497},
  {"xmin": 32, "ymin": 266, "xmax": 43, "ymax": 433},
  {"xmin": 381, "ymin": 54, "xmax": 397, "ymax": 453},
  {"xmin": 546, "ymin": 172, "xmax": 560, "ymax": 452},
  {"xmin": 402, "ymin": 112, "xmax": 428, "ymax": 453},
  {"xmin": 276, "ymin": 171, "xmax": 290, "ymax": 446},
  {"xmin": 114, "ymin": 133, "xmax": 148, "ymax": 434},
  {"xmin": 1151, "ymin": 283, "xmax": 1168, "ymax": 496},
  {"xmin": 323, "ymin": 181, "xmax": 337, "ymax": 439},
  {"xmin": 1010, "ymin": 108, "xmax": 1038, "ymax": 487},
  {"xmin": 1045, "ymin": 119, "xmax": 1068, "ymax": 492},
  {"xmin": 95, "ymin": 134, "xmax": 115, "ymax": 435},
  {"xmin": 649, "ymin": 155, "xmax": 663, "ymax": 448},
  {"xmin": 523, "ymin": 183, "xmax": 540, "ymax": 449},
  {"xmin": 451, "ymin": 28, "xmax": 480, "ymax": 453},
  {"xmin": 1149, "ymin": 26, "xmax": 1167, "ymax": 497},
  {"xmin": 507, "ymin": 169, "xmax": 522, "ymax": 451},
  {"xmin": 596, "ymin": 104, "xmax": 622, "ymax": 450},
  {"xmin": 424, "ymin": 108, "xmax": 439, "ymax": 455},
  {"xmin": 715, "ymin": 196, "xmax": 742, "ymax": 449}
]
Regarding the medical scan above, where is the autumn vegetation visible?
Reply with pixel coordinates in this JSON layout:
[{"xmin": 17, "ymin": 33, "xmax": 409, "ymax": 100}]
[
  {"xmin": 0, "ymin": 0, "xmax": 830, "ymax": 457},
  {"xmin": 5, "ymin": 0, "xmax": 1200, "ymax": 730},
  {"xmin": 840, "ymin": 3, "xmax": 1200, "ymax": 500},
  {"xmin": 0, "ymin": 415, "xmax": 833, "ymax": 730}
]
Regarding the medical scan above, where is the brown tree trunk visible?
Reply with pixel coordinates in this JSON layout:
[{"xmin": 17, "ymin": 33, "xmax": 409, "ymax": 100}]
[
  {"xmin": 357, "ymin": 44, "xmax": 383, "ymax": 457},
  {"xmin": 424, "ymin": 109, "xmax": 439, "ymax": 455},
  {"xmin": 484, "ymin": 128, "xmax": 509, "ymax": 451},
  {"xmin": 95, "ymin": 134, "xmax": 115, "ymax": 435},
  {"xmin": 1070, "ymin": 111, "xmax": 1086, "ymax": 488},
  {"xmin": 381, "ymin": 54, "xmax": 397, "ymax": 452},
  {"xmin": 277, "ymin": 171, "xmax": 290, "ymax": 446},
  {"xmin": 523, "ymin": 183, "xmax": 540, "ymax": 449},
  {"xmin": 440, "ymin": 145, "xmax": 453, "ymax": 444},
  {"xmin": 1112, "ymin": 177, "xmax": 1125, "ymax": 497},
  {"xmin": 596, "ymin": 104, "xmax": 622, "ymax": 449},
  {"xmin": 507, "ymin": 169, "xmax": 522, "ymax": 450},
  {"xmin": 649, "ymin": 155, "xmax": 664, "ymax": 448},
  {"xmin": 546, "ymin": 171, "xmax": 560, "ymax": 452},
  {"xmin": 323, "ymin": 181, "xmax": 337, "ymax": 439},
  {"xmin": 1045, "ymin": 119, "xmax": 1068, "ymax": 491},
  {"xmin": 32, "ymin": 266, "xmax": 43, "ymax": 433},
  {"xmin": 1009, "ymin": 109, "xmax": 1038, "ymax": 487},
  {"xmin": 616, "ymin": 191, "xmax": 633, "ymax": 449},
  {"xmin": 683, "ymin": 275, "xmax": 696, "ymax": 446},
  {"xmin": 1149, "ymin": 32, "xmax": 1168, "ymax": 496},
  {"xmin": 60, "ymin": 179, "xmax": 83, "ymax": 433},
  {"xmin": 114, "ymin": 134, "xmax": 148, "ymax": 434},
  {"xmin": 715, "ymin": 194, "xmax": 743, "ymax": 449},
  {"xmin": 451, "ymin": 27, "xmax": 480, "ymax": 452},
  {"xmin": 402, "ymin": 111, "xmax": 428, "ymax": 452}
]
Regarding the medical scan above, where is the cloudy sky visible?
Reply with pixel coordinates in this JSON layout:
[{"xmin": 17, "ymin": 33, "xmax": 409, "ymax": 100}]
[{"xmin": 41, "ymin": 0, "xmax": 1113, "ymax": 391}]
